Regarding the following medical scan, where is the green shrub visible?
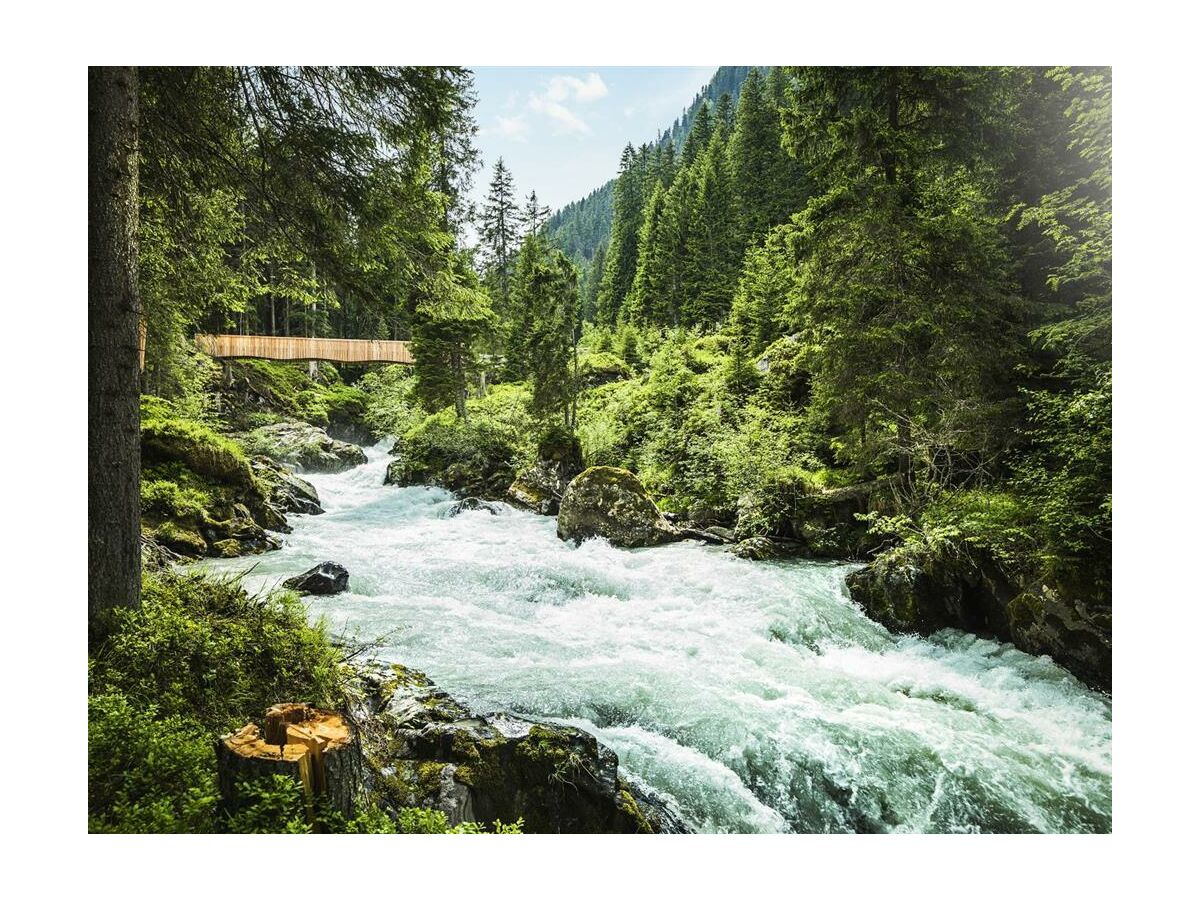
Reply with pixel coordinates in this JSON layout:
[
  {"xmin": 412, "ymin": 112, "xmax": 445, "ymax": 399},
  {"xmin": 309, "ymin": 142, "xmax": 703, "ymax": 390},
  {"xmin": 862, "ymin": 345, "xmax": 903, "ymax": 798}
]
[
  {"xmin": 88, "ymin": 688, "xmax": 218, "ymax": 833},
  {"xmin": 91, "ymin": 570, "xmax": 343, "ymax": 730}
]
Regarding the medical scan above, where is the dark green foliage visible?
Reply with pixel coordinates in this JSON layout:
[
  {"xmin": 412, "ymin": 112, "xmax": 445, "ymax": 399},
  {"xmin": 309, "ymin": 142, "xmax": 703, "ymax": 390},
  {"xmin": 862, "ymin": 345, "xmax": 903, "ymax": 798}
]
[
  {"xmin": 88, "ymin": 688, "xmax": 219, "ymax": 833},
  {"xmin": 411, "ymin": 253, "xmax": 495, "ymax": 420},
  {"xmin": 91, "ymin": 571, "xmax": 343, "ymax": 728},
  {"xmin": 507, "ymin": 235, "xmax": 579, "ymax": 424}
]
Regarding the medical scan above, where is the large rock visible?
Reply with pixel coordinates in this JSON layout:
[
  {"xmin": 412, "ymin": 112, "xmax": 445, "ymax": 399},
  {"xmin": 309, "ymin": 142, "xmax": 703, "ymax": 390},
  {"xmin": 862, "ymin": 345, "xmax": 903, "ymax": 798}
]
[
  {"xmin": 353, "ymin": 664, "xmax": 686, "ymax": 833},
  {"xmin": 243, "ymin": 421, "xmax": 366, "ymax": 474},
  {"xmin": 140, "ymin": 398, "xmax": 289, "ymax": 560},
  {"xmin": 283, "ymin": 561, "xmax": 350, "ymax": 595},
  {"xmin": 506, "ymin": 427, "xmax": 585, "ymax": 516},
  {"xmin": 846, "ymin": 545, "xmax": 1111, "ymax": 690},
  {"xmin": 448, "ymin": 497, "xmax": 499, "ymax": 517},
  {"xmin": 250, "ymin": 455, "xmax": 323, "ymax": 516},
  {"xmin": 557, "ymin": 466, "xmax": 680, "ymax": 548}
]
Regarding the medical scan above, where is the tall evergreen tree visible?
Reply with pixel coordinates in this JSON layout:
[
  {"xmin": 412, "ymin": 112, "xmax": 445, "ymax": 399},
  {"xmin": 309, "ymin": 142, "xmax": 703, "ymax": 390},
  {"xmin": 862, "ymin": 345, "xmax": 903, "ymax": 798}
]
[
  {"xmin": 411, "ymin": 253, "xmax": 494, "ymax": 420},
  {"xmin": 479, "ymin": 158, "xmax": 521, "ymax": 312},
  {"xmin": 680, "ymin": 100, "xmax": 714, "ymax": 166},
  {"xmin": 595, "ymin": 144, "xmax": 644, "ymax": 325},
  {"xmin": 780, "ymin": 66, "xmax": 1023, "ymax": 476},
  {"xmin": 728, "ymin": 67, "xmax": 783, "ymax": 255},
  {"xmin": 684, "ymin": 138, "xmax": 739, "ymax": 324},
  {"xmin": 521, "ymin": 189, "xmax": 550, "ymax": 236},
  {"xmin": 509, "ymin": 234, "xmax": 580, "ymax": 424}
]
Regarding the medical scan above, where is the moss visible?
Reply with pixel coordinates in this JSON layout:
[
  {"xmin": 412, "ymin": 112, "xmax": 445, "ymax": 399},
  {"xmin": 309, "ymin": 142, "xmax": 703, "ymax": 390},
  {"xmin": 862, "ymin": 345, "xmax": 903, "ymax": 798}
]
[
  {"xmin": 616, "ymin": 785, "xmax": 654, "ymax": 834},
  {"xmin": 211, "ymin": 538, "xmax": 242, "ymax": 558}
]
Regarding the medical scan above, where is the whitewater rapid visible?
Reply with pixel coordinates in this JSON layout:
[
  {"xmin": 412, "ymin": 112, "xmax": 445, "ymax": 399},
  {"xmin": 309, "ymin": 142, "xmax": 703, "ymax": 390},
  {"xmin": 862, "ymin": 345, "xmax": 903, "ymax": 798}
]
[{"xmin": 204, "ymin": 443, "xmax": 1112, "ymax": 833}]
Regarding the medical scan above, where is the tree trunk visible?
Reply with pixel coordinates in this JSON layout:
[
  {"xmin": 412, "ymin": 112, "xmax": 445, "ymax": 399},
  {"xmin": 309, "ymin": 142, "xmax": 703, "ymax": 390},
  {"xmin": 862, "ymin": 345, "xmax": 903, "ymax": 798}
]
[
  {"xmin": 217, "ymin": 704, "xmax": 362, "ymax": 822},
  {"xmin": 89, "ymin": 66, "xmax": 141, "ymax": 645}
]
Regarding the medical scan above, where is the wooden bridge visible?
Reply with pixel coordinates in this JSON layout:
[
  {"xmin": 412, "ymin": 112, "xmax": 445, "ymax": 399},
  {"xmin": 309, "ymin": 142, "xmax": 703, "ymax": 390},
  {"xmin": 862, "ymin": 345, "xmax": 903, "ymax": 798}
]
[{"xmin": 194, "ymin": 334, "xmax": 413, "ymax": 365}]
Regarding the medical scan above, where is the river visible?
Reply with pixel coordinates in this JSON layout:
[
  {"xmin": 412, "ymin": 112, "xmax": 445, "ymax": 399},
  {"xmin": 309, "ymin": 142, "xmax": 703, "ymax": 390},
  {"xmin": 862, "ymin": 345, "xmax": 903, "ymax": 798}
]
[{"xmin": 204, "ymin": 442, "xmax": 1112, "ymax": 833}]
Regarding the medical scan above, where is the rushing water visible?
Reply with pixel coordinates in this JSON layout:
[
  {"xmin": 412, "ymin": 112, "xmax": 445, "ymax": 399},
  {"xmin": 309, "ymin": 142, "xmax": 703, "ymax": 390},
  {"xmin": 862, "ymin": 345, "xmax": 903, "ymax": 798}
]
[{"xmin": 204, "ymin": 443, "xmax": 1112, "ymax": 833}]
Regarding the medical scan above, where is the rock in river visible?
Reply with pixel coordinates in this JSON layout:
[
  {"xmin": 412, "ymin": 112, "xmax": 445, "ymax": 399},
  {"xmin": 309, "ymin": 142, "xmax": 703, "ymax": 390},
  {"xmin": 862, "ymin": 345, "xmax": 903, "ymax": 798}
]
[
  {"xmin": 352, "ymin": 663, "xmax": 686, "ymax": 833},
  {"xmin": 556, "ymin": 466, "xmax": 680, "ymax": 548},
  {"xmin": 506, "ymin": 426, "xmax": 585, "ymax": 516},
  {"xmin": 283, "ymin": 561, "xmax": 350, "ymax": 595},
  {"xmin": 250, "ymin": 455, "xmax": 323, "ymax": 516},
  {"xmin": 448, "ymin": 497, "xmax": 499, "ymax": 517},
  {"xmin": 243, "ymin": 421, "xmax": 367, "ymax": 474}
]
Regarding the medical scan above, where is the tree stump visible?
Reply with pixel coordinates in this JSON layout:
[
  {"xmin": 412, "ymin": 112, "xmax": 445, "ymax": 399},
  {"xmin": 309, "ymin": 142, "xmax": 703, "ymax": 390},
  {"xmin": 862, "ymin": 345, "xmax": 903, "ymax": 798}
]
[{"xmin": 217, "ymin": 703, "xmax": 361, "ymax": 820}]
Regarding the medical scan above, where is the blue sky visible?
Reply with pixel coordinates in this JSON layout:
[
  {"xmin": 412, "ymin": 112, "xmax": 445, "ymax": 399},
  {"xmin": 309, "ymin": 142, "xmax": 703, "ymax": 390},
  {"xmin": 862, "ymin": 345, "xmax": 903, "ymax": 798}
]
[{"xmin": 466, "ymin": 67, "xmax": 717, "ymax": 223}]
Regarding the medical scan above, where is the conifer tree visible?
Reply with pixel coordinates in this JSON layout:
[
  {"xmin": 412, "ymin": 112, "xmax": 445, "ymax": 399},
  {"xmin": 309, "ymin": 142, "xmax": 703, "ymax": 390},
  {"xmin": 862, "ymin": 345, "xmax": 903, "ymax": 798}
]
[
  {"xmin": 509, "ymin": 233, "xmax": 579, "ymax": 424},
  {"xmin": 479, "ymin": 158, "xmax": 521, "ymax": 312},
  {"xmin": 684, "ymin": 139, "xmax": 739, "ymax": 324},
  {"xmin": 521, "ymin": 189, "xmax": 550, "ymax": 236},
  {"xmin": 728, "ymin": 67, "xmax": 782, "ymax": 255},
  {"xmin": 680, "ymin": 100, "xmax": 714, "ymax": 166},
  {"xmin": 626, "ymin": 183, "xmax": 669, "ymax": 324},
  {"xmin": 411, "ymin": 253, "xmax": 495, "ymax": 421},
  {"xmin": 595, "ymin": 144, "xmax": 644, "ymax": 324}
]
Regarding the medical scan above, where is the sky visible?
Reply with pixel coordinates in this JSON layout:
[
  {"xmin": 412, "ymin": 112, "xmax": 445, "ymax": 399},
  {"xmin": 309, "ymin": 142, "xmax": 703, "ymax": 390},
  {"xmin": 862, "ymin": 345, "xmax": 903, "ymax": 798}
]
[{"xmin": 466, "ymin": 67, "xmax": 717, "ymax": 228}]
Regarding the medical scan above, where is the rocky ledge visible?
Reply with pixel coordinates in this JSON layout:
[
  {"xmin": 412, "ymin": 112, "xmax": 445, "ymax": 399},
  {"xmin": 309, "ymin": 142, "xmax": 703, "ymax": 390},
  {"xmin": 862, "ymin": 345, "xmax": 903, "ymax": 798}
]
[
  {"xmin": 350, "ymin": 663, "xmax": 686, "ymax": 833},
  {"xmin": 242, "ymin": 421, "xmax": 367, "ymax": 474},
  {"xmin": 846, "ymin": 543, "xmax": 1111, "ymax": 691}
]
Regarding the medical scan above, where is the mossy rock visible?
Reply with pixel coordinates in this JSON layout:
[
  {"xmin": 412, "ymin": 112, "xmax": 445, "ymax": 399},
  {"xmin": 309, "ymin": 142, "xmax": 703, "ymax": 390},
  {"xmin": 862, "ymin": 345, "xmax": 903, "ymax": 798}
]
[
  {"xmin": 241, "ymin": 421, "xmax": 366, "ymax": 474},
  {"xmin": 354, "ymin": 664, "xmax": 682, "ymax": 833},
  {"xmin": 557, "ymin": 466, "xmax": 681, "ymax": 548}
]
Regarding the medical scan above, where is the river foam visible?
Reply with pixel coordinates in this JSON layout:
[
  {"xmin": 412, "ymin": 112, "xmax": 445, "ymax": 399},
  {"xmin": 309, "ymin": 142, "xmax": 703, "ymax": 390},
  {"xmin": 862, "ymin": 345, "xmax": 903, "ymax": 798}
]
[{"xmin": 204, "ymin": 443, "xmax": 1112, "ymax": 833}]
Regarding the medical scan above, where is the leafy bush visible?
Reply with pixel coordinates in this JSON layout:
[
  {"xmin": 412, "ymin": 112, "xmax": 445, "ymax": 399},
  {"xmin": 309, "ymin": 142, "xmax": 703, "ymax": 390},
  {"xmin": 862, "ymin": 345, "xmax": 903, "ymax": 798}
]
[
  {"xmin": 91, "ymin": 570, "xmax": 343, "ymax": 730},
  {"xmin": 358, "ymin": 364, "xmax": 426, "ymax": 438},
  {"xmin": 88, "ymin": 688, "xmax": 218, "ymax": 833}
]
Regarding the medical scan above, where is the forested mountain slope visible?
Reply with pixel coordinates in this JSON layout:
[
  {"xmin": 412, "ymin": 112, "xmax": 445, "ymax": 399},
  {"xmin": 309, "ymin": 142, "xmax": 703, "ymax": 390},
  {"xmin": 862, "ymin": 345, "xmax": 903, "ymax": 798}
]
[{"xmin": 544, "ymin": 66, "xmax": 758, "ymax": 274}]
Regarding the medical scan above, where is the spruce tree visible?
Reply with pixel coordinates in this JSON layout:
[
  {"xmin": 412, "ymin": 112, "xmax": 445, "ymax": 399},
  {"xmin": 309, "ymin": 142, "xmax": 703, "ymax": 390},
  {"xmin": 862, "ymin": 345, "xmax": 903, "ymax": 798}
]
[
  {"xmin": 727, "ymin": 67, "xmax": 781, "ymax": 255},
  {"xmin": 595, "ymin": 144, "xmax": 644, "ymax": 324},
  {"xmin": 680, "ymin": 100, "xmax": 714, "ymax": 166},
  {"xmin": 521, "ymin": 189, "xmax": 550, "ymax": 236},
  {"xmin": 509, "ymin": 234, "xmax": 580, "ymax": 424},
  {"xmin": 479, "ymin": 158, "xmax": 521, "ymax": 313}
]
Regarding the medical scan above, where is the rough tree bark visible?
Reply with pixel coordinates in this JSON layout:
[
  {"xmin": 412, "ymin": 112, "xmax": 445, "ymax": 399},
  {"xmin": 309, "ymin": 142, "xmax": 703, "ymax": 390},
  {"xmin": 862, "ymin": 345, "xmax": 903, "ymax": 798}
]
[{"xmin": 89, "ymin": 66, "xmax": 142, "ymax": 646}]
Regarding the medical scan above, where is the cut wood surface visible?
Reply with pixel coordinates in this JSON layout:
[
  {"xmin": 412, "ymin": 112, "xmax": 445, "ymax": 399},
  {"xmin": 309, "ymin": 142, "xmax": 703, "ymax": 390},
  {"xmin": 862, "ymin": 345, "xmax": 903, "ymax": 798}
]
[
  {"xmin": 217, "ymin": 703, "xmax": 361, "ymax": 818},
  {"xmin": 195, "ymin": 333, "xmax": 413, "ymax": 364}
]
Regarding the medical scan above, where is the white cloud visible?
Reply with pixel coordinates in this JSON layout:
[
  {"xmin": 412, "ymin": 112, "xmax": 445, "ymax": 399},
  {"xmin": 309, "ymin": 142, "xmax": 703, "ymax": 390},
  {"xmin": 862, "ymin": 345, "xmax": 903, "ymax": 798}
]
[
  {"xmin": 545, "ymin": 72, "xmax": 608, "ymax": 104},
  {"xmin": 527, "ymin": 94, "xmax": 590, "ymax": 136},
  {"xmin": 481, "ymin": 114, "xmax": 529, "ymax": 142}
]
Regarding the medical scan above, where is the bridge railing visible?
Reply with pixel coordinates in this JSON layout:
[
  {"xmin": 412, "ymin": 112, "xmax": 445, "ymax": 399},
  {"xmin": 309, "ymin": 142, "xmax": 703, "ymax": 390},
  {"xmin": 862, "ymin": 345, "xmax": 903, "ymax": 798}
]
[{"xmin": 194, "ymin": 334, "xmax": 413, "ymax": 365}]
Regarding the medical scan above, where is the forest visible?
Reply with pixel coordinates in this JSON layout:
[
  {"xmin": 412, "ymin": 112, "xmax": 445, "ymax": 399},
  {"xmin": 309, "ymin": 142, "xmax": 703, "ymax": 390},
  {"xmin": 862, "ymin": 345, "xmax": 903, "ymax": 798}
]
[{"xmin": 88, "ymin": 65, "xmax": 1112, "ymax": 834}]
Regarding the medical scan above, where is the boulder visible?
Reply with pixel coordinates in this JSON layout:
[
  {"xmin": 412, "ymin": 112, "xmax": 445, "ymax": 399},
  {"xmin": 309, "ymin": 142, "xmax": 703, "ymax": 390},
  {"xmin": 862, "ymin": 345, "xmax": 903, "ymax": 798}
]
[
  {"xmin": 283, "ymin": 561, "xmax": 350, "ymax": 595},
  {"xmin": 448, "ymin": 497, "xmax": 499, "ymax": 517},
  {"xmin": 578, "ymin": 351, "xmax": 633, "ymax": 388},
  {"xmin": 732, "ymin": 536, "xmax": 787, "ymax": 560},
  {"xmin": 243, "ymin": 421, "xmax": 367, "ymax": 474},
  {"xmin": 352, "ymin": 664, "xmax": 686, "ymax": 834},
  {"xmin": 556, "ymin": 466, "xmax": 680, "ymax": 548},
  {"xmin": 846, "ymin": 544, "xmax": 1112, "ymax": 691},
  {"xmin": 506, "ymin": 427, "xmax": 585, "ymax": 516},
  {"xmin": 250, "ymin": 455, "xmax": 323, "ymax": 516}
]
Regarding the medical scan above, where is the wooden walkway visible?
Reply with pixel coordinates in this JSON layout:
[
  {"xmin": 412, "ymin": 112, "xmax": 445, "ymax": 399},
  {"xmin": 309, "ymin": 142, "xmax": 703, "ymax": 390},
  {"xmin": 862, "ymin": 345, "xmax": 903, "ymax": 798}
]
[{"xmin": 194, "ymin": 334, "xmax": 413, "ymax": 365}]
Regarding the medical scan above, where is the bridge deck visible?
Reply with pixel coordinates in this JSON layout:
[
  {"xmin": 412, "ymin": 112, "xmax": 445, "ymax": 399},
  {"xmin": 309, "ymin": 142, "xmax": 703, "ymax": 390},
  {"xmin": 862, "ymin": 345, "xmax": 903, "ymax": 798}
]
[{"xmin": 195, "ymin": 334, "xmax": 413, "ymax": 365}]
